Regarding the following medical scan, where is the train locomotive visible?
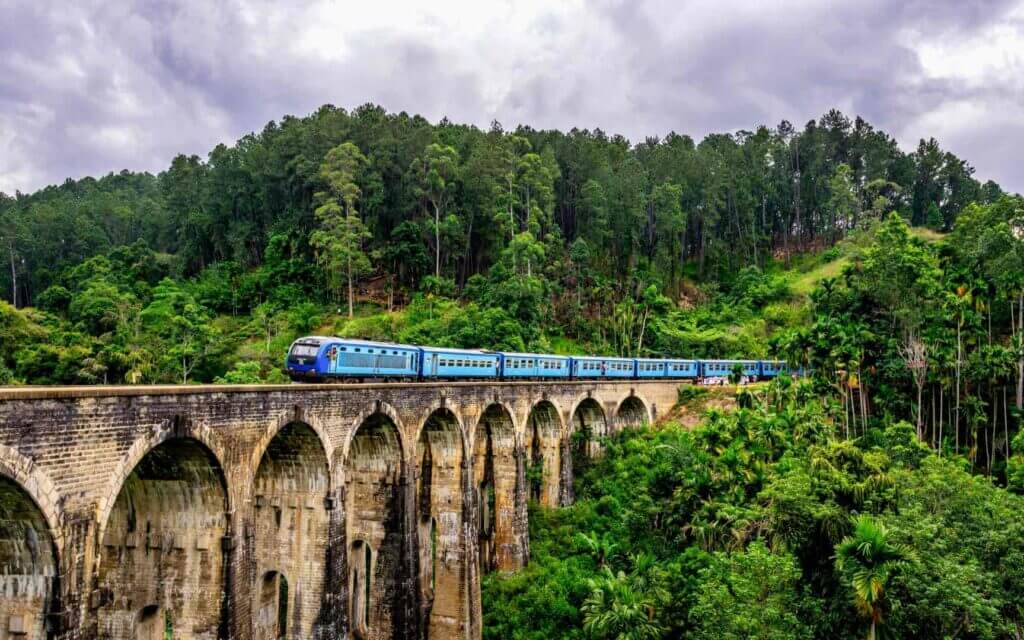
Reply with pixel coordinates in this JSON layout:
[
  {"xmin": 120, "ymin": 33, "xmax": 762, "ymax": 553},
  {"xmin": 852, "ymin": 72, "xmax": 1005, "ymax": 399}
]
[{"xmin": 285, "ymin": 336, "xmax": 795, "ymax": 383}]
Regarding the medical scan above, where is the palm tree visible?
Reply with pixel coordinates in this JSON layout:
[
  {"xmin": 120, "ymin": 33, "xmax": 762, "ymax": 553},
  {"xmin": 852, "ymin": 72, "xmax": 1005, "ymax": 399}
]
[
  {"xmin": 834, "ymin": 515, "xmax": 910, "ymax": 640},
  {"xmin": 574, "ymin": 531, "xmax": 619, "ymax": 569},
  {"xmin": 581, "ymin": 567, "xmax": 665, "ymax": 640}
]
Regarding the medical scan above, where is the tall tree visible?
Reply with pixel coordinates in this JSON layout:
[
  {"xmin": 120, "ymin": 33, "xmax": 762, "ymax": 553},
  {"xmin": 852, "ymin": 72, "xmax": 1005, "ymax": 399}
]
[
  {"xmin": 412, "ymin": 143, "xmax": 460, "ymax": 278},
  {"xmin": 834, "ymin": 516, "xmax": 910, "ymax": 640},
  {"xmin": 311, "ymin": 142, "xmax": 372, "ymax": 318}
]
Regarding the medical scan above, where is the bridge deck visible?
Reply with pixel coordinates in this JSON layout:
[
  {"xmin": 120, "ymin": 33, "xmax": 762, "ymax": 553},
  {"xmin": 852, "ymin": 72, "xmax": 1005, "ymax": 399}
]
[{"xmin": 0, "ymin": 378, "xmax": 685, "ymax": 400}]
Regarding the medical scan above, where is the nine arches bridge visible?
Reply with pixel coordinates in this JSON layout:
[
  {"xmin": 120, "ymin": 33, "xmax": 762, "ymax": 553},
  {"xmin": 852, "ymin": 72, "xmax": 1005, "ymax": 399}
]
[{"xmin": 0, "ymin": 379, "xmax": 680, "ymax": 639}]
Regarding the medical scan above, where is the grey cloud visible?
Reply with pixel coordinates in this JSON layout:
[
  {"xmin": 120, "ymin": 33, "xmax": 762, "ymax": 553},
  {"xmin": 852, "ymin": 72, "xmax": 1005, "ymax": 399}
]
[{"xmin": 1, "ymin": 0, "xmax": 1022, "ymax": 195}]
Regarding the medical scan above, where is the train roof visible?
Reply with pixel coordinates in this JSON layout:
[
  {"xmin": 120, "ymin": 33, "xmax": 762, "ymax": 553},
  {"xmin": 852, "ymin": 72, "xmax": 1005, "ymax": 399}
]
[
  {"xmin": 636, "ymin": 357, "xmax": 698, "ymax": 362},
  {"xmin": 571, "ymin": 354, "xmax": 634, "ymax": 361},
  {"xmin": 306, "ymin": 337, "xmax": 422, "ymax": 350},
  {"xmin": 500, "ymin": 352, "xmax": 570, "ymax": 359},
  {"xmin": 419, "ymin": 345, "xmax": 492, "ymax": 355},
  {"xmin": 291, "ymin": 335, "xmax": 335, "ymax": 343},
  {"xmin": 702, "ymin": 358, "xmax": 760, "ymax": 363}
]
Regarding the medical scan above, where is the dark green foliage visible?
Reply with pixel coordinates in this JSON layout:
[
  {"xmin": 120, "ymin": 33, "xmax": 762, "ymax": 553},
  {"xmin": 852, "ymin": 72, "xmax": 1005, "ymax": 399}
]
[
  {"xmin": 482, "ymin": 379, "xmax": 1024, "ymax": 639},
  {"xmin": 0, "ymin": 104, "xmax": 1001, "ymax": 385},
  {"xmin": 781, "ymin": 199, "xmax": 1024, "ymax": 476}
]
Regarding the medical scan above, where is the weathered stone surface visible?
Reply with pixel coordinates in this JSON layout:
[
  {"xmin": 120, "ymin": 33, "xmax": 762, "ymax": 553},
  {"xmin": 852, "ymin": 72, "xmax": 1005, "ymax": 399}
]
[{"xmin": 0, "ymin": 380, "xmax": 679, "ymax": 639}]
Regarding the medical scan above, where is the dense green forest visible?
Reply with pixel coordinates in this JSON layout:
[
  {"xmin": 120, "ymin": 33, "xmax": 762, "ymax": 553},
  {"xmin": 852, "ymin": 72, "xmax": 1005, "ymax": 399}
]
[
  {"xmin": 0, "ymin": 104, "xmax": 1006, "ymax": 382},
  {"xmin": 3, "ymin": 102, "xmax": 1024, "ymax": 637},
  {"xmin": 486, "ymin": 378, "xmax": 1024, "ymax": 640}
]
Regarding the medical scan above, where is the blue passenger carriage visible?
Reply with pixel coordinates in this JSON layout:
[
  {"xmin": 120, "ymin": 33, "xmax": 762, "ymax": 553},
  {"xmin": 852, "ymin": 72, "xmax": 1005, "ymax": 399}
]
[
  {"xmin": 420, "ymin": 346, "xmax": 500, "ymax": 379},
  {"xmin": 325, "ymin": 339, "xmax": 420, "ymax": 378},
  {"xmin": 500, "ymin": 353, "xmax": 571, "ymax": 379},
  {"xmin": 571, "ymin": 356, "xmax": 635, "ymax": 379},
  {"xmin": 662, "ymin": 359, "xmax": 700, "ymax": 379},
  {"xmin": 635, "ymin": 358, "xmax": 668, "ymax": 379},
  {"xmin": 760, "ymin": 360, "xmax": 790, "ymax": 378},
  {"xmin": 700, "ymin": 359, "xmax": 761, "ymax": 380}
]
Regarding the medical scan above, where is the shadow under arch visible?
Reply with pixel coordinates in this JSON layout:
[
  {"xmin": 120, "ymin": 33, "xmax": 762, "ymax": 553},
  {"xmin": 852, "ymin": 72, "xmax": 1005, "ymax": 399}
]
[
  {"xmin": 342, "ymin": 409, "xmax": 417, "ymax": 640},
  {"xmin": 570, "ymin": 396, "xmax": 609, "ymax": 458},
  {"xmin": 0, "ymin": 474, "xmax": 60, "ymax": 638},
  {"xmin": 249, "ymin": 409, "xmax": 334, "ymax": 480},
  {"xmin": 525, "ymin": 400, "xmax": 564, "ymax": 508},
  {"xmin": 95, "ymin": 421, "xmax": 231, "ymax": 544},
  {"xmin": 615, "ymin": 395, "xmax": 650, "ymax": 431},
  {"xmin": 417, "ymin": 407, "xmax": 468, "ymax": 638},
  {"xmin": 96, "ymin": 436, "xmax": 229, "ymax": 640},
  {"xmin": 565, "ymin": 397, "xmax": 609, "ymax": 504},
  {"xmin": 251, "ymin": 421, "xmax": 330, "ymax": 640},
  {"xmin": 473, "ymin": 403, "xmax": 523, "ymax": 573}
]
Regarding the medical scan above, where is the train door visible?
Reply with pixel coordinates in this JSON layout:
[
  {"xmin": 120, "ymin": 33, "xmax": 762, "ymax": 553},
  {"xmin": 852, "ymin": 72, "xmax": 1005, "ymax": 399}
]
[{"xmin": 430, "ymin": 354, "xmax": 438, "ymax": 377}]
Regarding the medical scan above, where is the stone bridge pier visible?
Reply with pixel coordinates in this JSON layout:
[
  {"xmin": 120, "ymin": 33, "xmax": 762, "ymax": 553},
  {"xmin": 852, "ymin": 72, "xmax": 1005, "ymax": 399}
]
[{"xmin": 0, "ymin": 380, "xmax": 680, "ymax": 639}]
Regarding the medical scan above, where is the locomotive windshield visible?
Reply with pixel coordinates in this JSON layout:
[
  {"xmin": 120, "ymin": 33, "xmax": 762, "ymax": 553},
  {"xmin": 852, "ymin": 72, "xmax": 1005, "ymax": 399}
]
[{"xmin": 290, "ymin": 344, "xmax": 320, "ymax": 358}]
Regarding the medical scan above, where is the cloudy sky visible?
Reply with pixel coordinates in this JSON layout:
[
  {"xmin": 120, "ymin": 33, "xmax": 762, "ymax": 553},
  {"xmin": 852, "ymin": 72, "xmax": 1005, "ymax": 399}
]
[{"xmin": 2, "ymin": 0, "xmax": 1023, "ymax": 195}]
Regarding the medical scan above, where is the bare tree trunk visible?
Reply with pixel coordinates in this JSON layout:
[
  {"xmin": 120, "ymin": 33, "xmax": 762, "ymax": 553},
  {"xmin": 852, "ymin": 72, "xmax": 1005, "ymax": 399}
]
[
  {"xmin": 859, "ymin": 366, "xmax": 868, "ymax": 432},
  {"xmin": 435, "ymin": 203, "xmax": 441, "ymax": 279},
  {"xmin": 931, "ymin": 386, "xmax": 937, "ymax": 448},
  {"xmin": 1018, "ymin": 292, "xmax": 1023, "ymax": 409},
  {"xmin": 347, "ymin": 253, "xmax": 354, "ymax": 319},
  {"xmin": 938, "ymin": 384, "xmax": 944, "ymax": 456},
  {"xmin": 917, "ymin": 382, "xmax": 924, "ymax": 440},
  {"xmin": 991, "ymin": 385, "xmax": 998, "ymax": 472},
  {"xmin": 7, "ymin": 241, "xmax": 16, "ymax": 308},
  {"xmin": 1005, "ymin": 385, "xmax": 1011, "ymax": 459},
  {"xmin": 956, "ymin": 319, "xmax": 963, "ymax": 454}
]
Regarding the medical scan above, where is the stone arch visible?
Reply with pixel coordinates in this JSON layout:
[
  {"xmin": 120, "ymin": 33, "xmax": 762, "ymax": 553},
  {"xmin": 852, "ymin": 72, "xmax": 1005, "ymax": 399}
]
[
  {"xmin": 0, "ymin": 444, "xmax": 62, "ymax": 549},
  {"xmin": 95, "ymin": 419, "xmax": 231, "ymax": 543},
  {"xmin": 251, "ymin": 421, "xmax": 330, "ymax": 640},
  {"xmin": 96, "ymin": 436, "xmax": 229, "ymax": 639},
  {"xmin": 525, "ymin": 400, "xmax": 564, "ymax": 508},
  {"xmin": 0, "ymin": 474, "xmax": 60, "ymax": 639},
  {"xmin": 340, "ymin": 400, "xmax": 408, "ymax": 467},
  {"xmin": 569, "ymin": 396, "xmax": 609, "ymax": 459},
  {"xmin": 472, "ymin": 403, "xmax": 522, "ymax": 573},
  {"xmin": 615, "ymin": 395, "xmax": 650, "ymax": 430},
  {"xmin": 343, "ymin": 410, "xmax": 413, "ymax": 640},
  {"xmin": 250, "ymin": 408, "xmax": 334, "ymax": 479},
  {"xmin": 416, "ymin": 407, "xmax": 467, "ymax": 638}
]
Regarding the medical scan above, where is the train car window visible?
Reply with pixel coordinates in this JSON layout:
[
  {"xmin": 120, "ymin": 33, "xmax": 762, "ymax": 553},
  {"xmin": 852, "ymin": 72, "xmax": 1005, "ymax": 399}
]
[{"xmin": 340, "ymin": 347, "xmax": 347, "ymax": 352}]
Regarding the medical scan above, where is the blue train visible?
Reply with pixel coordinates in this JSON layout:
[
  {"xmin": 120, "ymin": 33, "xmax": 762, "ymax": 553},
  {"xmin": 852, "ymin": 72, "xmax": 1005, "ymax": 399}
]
[{"xmin": 285, "ymin": 336, "xmax": 796, "ymax": 383}]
